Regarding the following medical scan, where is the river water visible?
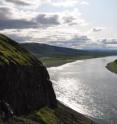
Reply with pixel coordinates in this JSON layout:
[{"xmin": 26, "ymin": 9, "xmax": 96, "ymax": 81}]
[{"xmin": 48, "ymin": 56, "xmax": 117, "ymax": 124}]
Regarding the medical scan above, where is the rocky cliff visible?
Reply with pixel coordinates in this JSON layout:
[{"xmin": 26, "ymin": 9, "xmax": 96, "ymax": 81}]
[{"xmin": 0, "ymin": 34, "xmax": 57, "ymax": 115}]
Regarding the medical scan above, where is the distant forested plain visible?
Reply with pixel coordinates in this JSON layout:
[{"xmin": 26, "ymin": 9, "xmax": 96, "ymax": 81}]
[{"xmin": 22, "ymin": 43, "xmax": 117, "ymax": 67}]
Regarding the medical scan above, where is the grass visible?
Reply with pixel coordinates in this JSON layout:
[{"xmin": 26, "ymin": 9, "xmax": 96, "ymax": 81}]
[
  {"xmin": 22, "ymin": 102, "xmax": 93, "ymax": 124},
  {"xmin": 0, "ymin": 102, "xmax": 94, "ymax": 124},
  {"xmin": 106, "ymin": 59, "xmax": 117, "ymax": 74},
  {"xmin": 35, "ymin": 107, "xmax": 60, "ymax": 124},
  {"xmin": 0, "ymin": 34, "xmax": 42, "ymax": 66},
  {"xmin": 39, "ymin": 55, "xmax": 105, "ymax": 67}
]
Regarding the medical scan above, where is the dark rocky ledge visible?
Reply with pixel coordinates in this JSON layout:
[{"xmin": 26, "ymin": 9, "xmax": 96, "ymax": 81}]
[{"xmin": 0, "ymin": 34, "xmax": 57, "ymax": 115}]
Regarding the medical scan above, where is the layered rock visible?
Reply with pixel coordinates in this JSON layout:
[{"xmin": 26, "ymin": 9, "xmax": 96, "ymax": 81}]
[{"xmin": 0, "ymin": 34, "xmax": 57, "ymax": 115}]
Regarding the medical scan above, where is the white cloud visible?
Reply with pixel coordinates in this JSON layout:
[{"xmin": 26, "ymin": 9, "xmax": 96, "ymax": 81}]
[
  {"xmin": 0, "ymin": 0, "xmax": 116, "ymax": 49},
  {"xmin": 4, "ymin": 0, "xmax": 87, "ymax": 7},
  {"xmin": 80, "ymin": 1, "xmax": 89, "ymax": 6}
]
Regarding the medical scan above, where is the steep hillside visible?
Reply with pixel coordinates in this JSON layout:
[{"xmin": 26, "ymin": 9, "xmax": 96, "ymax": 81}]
[
  {"xmin": 0, "ymin": 34, "xmax": 94, "ymax": 124},
  {"xmin": 0, "ymin": 34, "xmax": 57, "ymax": 115},
  {"xmin": 0, "ymin": 35, "xmax": 42, "ymax": 65}
]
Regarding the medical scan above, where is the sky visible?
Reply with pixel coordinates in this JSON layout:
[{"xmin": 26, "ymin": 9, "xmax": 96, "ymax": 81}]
[{"xmin": 0, "ymin": 0, "xmax": 117, "ymax": 49}]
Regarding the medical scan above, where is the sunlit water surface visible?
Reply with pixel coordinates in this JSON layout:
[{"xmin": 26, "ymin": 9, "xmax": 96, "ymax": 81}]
[{"xmin": 48, "ymin": 56, "xmax": 117, "ymax": 124}]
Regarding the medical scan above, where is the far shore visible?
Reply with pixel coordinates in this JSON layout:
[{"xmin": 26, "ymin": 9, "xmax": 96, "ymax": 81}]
[
  {"xmin": 43, "ymin": 55, "xmax": 113, "ymax": 68},
  {"xmin": 106, "ymin": 62, "xmax": 117, "ymax": 74}
]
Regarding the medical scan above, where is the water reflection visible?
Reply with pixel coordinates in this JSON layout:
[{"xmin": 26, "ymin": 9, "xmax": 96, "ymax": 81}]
[{"xmin": 48, "ymin": 56, "xmax": 117, "ymax": 124}]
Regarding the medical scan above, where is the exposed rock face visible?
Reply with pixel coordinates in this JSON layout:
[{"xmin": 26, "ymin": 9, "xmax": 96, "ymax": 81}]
[{"xmin": 0, "ymin": 34, "xmax": 57, "ymax": 115}]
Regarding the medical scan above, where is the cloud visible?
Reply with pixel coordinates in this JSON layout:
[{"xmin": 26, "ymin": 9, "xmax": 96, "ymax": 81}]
[
  {"xmin": 61, "ymin": 9, "xmax": 88, "ymax": 27},
  {"xmin": 0, "ymin": 19, "xmax": 36, "ymax": 29},
  {"xmin": 51, "ymin": 0, "xmax": 78, "ymax": 7},
  {"xmin": 48, "ymin": 35, "xmax": 90, "ymax": 48},
  {"xmin": 101, "ymin": 39, "xmax": 117, "ymax": 44},
  {"xmin": 63, "ymin": 16, "xmax": 76, "ymax": 24},
  {"xmin": 0, "ymin": 0, "xmax": 116, "ymax": 49},
  {"xmin": 35, "ymin": 14, "xmax": 60, "ymax": 26},
  {"xmin": 4, "ymin": 0, "xmax": 87, "ymax": 7},
  {"xmin": 0, "ymin": 7, "xmax": 12, "ymax": 20},
  {"xmin": 0, "ymin": 13, "xmax": 60, "ymax": 30},
  {"xmin": 92, "ymin": 28, "xmax": 103, "ymax": 32},
  {"xmin": 5, "ymin": 0, "xmax": 30, "ymax": 5},
  {"xmin": 80, "ymin": 1, "xmax": 89, "ymax": 6},
  {"xmin": 0, "ymin": 0, "xmax": 87, "ymax": 29},
  {"xmin": 6, "ymin": 33, "xmax": 30, "ymax": 43}
]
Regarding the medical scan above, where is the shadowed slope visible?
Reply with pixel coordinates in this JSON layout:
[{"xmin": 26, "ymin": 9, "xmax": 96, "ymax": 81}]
[{"xmin": 0, "ymin": 34, "xmax": 57, "ymax": 115}]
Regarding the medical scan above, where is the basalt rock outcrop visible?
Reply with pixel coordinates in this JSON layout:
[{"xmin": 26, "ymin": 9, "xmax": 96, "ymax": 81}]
[{"xmin": 0, "ymin": 34, "xmax": 57, "ymax": 115}]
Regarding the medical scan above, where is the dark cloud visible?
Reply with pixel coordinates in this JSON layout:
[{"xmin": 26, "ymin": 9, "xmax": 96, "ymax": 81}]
[
  {"xmin": 5, "ymin": 0, "xmax": 30, "ymax": 6},
  {"xmin": 63, "ymin": 16, "xmax": 79, "ymax": 26},
  {"xmin": 93, "ymin": 28, "xmax": 102, "ymax": 32},
  {"xmin": 75, "ymin": 36, "xmax": 90, "ymax": 41},
  {"xmin": 110, "ymin": 40, "xmax": 117, "ymax": 44},
  {"xmin": 0, "ymin": 7, "xmax": 11, "ymax": 20},
  {"xmin": 0, "ymin": 13, "xmax": 60, "ymax": 30},
  {"xmin": 35, "ymin": 14, "xmax": 60, "ymax": 26},
  {"xmin": 0, "ymin": 19, "xmax": 36, "ymax": 29},
  {"xmin": 63, "ymin": 16, "xmax": 75, "ymax": 24},
  {"xmin": 49, "ymin": 35, "xmax": 90, "ymax": 48},
  {"xmin": 0, "ymin": 7, "xmax": 35, "ymax": 30},
  {"xmin": 101, "ymin": 39, "xmax": 117, "ymax": 44}
]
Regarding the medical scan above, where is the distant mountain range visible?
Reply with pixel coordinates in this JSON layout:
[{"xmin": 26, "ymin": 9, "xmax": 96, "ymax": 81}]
[{"xmin": 21, "ymin": 42, "xmax": 117, "ymax": 58}]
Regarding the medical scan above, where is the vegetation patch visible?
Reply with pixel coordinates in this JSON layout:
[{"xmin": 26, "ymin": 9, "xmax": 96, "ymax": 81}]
[
  {"xmin": 0, "ymin": 34, "xmax": 42, "ymax": 66},
  {"xmin": 106, "ymin": 59, "xmax": 117, "ymax": 74},
  {"xmin": 25, "ymin": 102, "xmax": 93, "ymax": 124}
]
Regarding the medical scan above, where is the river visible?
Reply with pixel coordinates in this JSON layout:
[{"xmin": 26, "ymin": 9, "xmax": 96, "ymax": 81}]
[{"xmin": 48, "ymin": 56, "xmax": 117, "ymax": 124}]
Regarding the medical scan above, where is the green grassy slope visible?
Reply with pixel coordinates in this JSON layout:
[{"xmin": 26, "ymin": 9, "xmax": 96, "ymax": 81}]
[
  {"xmin": 0, "ymin": 34, "xmax": 42, "ymax": 65},
  {"xmin": 106, "ymin": 59, "xmax": 117, "ymax": 74},
  {"xmin": 0, "ymin": 102, "xmax": 93, "ymax": 124},
  {"xmin": 27, "ymin": 102, "xmax": 93, "ymax": 124}
]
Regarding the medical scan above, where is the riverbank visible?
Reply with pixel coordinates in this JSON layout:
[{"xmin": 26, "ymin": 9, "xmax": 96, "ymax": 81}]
[
  {"xmin": 41, "ymin": 55, "xmax": 110, "ymax": 67},
  {"xmin": 27, "ymin": 101, "xmax": 94, "ymax": 124},
  {"xmin": 106, "ymin": 59, "xmax": 117, "ymax": 74},
  {"xmin": 0, "ymin": 101, "xmax": 94, "ymax": 124}
]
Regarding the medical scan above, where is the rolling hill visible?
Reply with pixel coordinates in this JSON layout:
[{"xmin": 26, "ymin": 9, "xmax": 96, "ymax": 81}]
[{"xmin": 21, "ymin": 42, "xmax": 117, "ymax": 67}]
